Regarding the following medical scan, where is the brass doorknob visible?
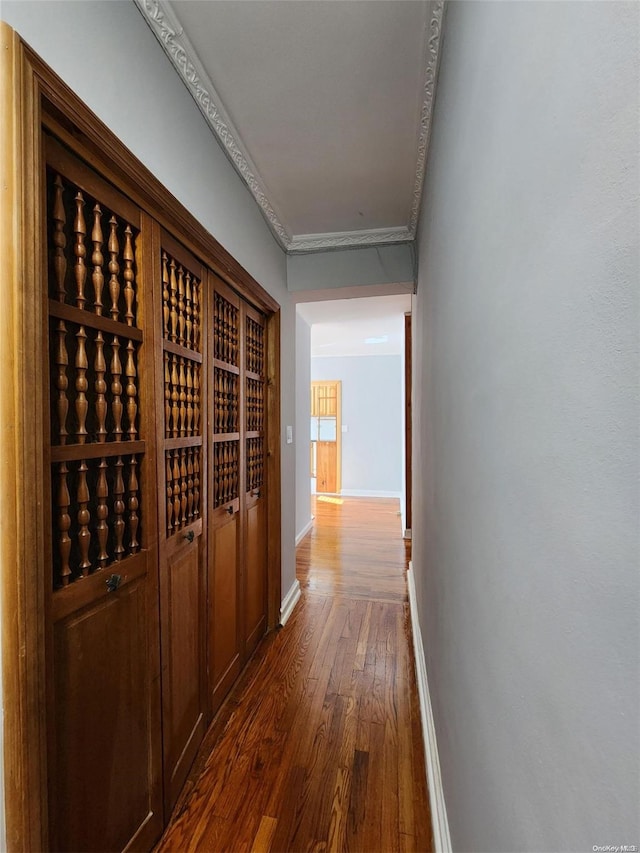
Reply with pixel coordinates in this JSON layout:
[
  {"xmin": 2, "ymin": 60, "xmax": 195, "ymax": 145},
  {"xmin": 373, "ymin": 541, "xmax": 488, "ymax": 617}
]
[
  {"xmin": 106, "ymin": 574, "xmax": 121, "ymax": 592},
  {"xmin": 226, "ymin": 505, "xmax": 234, "ymax": 515},
  {"xmin": 183, "ymin": 530, "xmax": 195, "ymax": 543}
]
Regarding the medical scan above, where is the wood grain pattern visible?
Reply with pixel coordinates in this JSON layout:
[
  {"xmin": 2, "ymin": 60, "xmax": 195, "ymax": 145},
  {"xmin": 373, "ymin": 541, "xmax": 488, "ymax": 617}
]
[
  {"xmin": 153, "ymin": 228, "xmax": 209, "ymax": 817},
  {"xmin": 3, "ymin": 24, "xmax": 282, "ymax": 850},
  {"xmin": 156, "ymin": 497, "xmax": 432, "ymax": 853}
]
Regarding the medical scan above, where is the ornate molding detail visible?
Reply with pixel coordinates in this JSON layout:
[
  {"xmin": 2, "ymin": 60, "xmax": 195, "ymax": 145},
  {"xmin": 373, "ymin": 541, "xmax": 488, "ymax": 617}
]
[
  {"xmin": 133, "ymin": 0, "xmax": 292, "ymax": 249},
  {"xmin": 408, "ymin": 0, "xmax": 446, "ymax": 237},
  {"xmin": 288, "ymin": 227, "xmax": 413, "ymax": 254},
  {"xmin": 134, "ymin": 0, "xmax": 446, "ymax": 253}
]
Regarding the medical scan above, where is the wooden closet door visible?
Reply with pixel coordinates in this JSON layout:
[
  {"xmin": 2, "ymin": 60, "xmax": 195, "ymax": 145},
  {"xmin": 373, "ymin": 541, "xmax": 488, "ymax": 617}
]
[
  {"xmin": 154, "ymin": 231, "xmax": 208, "ymax": 814},
  {"xmin": 208, "ymin": 275, "xmax": 243, "ymax": 714},
  {"xmin": 244, "ymin": 304, "xmax": 268, "ymax": 657},
  {"xmin": 43, "ymin": 137, "xmax": 162, "ymax": 852}
]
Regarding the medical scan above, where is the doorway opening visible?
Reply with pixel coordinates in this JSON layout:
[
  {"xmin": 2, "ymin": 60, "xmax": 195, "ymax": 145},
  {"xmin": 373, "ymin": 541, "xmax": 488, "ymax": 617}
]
[{"xmin": 295, "ymin": 293, "xmax": 412, "ymax": 545}]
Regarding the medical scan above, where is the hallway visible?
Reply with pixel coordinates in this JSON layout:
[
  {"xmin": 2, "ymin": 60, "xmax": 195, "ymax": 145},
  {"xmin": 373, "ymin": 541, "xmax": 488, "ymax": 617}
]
[{"xmin": 157, "ymin": 497, "xmax": 432, "ymax": 852}]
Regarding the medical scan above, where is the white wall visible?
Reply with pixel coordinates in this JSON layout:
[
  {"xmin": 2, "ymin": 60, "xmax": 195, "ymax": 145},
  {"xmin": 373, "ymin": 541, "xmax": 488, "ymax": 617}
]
[
  {"xmin": 413, "ymin": 2, "xmax": 640, "ymax": 851},
  {"xmin": 295, "ymin": 312, "xmax": 312, "ymax": 541},
  {"xmin": 311, "ymin": 355, "xmax": 403, "ymax": 496}
]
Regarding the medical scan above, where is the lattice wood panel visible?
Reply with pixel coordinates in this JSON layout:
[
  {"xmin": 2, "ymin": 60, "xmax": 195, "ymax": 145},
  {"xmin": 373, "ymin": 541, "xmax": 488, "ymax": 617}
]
[
  {"xmin": 244, "ymin": 309, "xmax": 266, "ymax": 496},
  {"xmin": 246, "ymin": 377, "xmax": 264, "ymax": 433},
  {"xmin": 214, "ymin": 369, "xmax": 239, "ymax": 434},
  {"xmin": 160, "ymin": 243, "xmax": 204, "ymax": 537},
  {"xmin": 245, "ymin": 315, "xmax": 264, "ymax": 375},
  {"xmin": 214, "ymin": 441, "xmax": 240, "ymax": 508},
  {"xmin": 246, "ymin": 437, "xmax": 264, "ymax": 493},
  {"xmin": 164, "ymin": 353, "xmax": 201, "ymax": 439},
  {"xmin": 165, "ymin": 447, "xmax": 201, "ymax": 535},
  {"xmin": 214, "ymin": 292, "xmax": 239, "ymax": 366},
  {"xmin": 47, "ymin": 168, "xmax": 145, "ymax": 590}
]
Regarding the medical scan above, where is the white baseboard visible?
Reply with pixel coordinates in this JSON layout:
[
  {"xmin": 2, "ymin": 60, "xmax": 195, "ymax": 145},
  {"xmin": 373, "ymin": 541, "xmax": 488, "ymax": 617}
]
[
  {"xmin": 339, "ymin": 489, "xmax": 402, "ymax": 499},
  {"xmin": 407, "ymin": 563, "xmax": 452, "ymax": 853},
  {"xmin": 295, "ymin": 518, "xmax": 314, "ymax": 546},
  {"xmin": 279, "ymin": 578, "xmax": 301, "ymax": 627}
]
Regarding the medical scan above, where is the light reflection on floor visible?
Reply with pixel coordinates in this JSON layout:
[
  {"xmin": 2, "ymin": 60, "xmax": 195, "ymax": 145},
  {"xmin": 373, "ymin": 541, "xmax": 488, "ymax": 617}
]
[{"xmin": 297, "ymin": 496, "xmax": 408, "ymax": 603}]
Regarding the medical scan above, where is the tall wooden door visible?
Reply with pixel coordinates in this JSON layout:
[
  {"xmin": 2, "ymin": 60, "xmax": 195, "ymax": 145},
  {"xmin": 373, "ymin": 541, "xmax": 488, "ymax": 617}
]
[
  {"xmin": 244, "ymin": 305, "xmax": 268, "ymax": 657},
  {"xmin": 154, "ymin": 232, "xmax": 208, "ymax": 813},
  {"xmin": 311, "ymin": 380, "xmax": 341, "ymax": 494},
  {"xmin": 208, "ymin": 276, "xmax": 243, "ymax": 714},
  {"xmin": 43, "ymin": 137, "xmax": 163, "ymax": 851},
  {"xmin": 208, "ymin": 276, "xmax": 269, "ymax": 714}
]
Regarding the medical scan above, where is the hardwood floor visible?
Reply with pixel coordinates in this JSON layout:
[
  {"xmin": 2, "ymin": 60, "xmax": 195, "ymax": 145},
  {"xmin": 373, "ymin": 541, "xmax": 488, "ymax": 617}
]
[{"xmin": 157, "ymin": 497, "xmax": 432, "ymax": 852}]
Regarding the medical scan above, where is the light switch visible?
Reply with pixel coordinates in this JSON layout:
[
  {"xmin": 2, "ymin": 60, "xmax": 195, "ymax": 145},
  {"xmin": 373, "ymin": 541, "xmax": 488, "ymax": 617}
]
[
  {"xmin": 286, "ymin": 425, "xmax": 293, "ymax": 444},
  {"xmin": 342, "ymin": 424, "xmax": 348, "ymax": 433}
]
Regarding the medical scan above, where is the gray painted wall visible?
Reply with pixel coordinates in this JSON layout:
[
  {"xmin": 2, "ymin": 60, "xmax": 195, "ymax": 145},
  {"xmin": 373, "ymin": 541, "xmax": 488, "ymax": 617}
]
[
  {"xmin": 288, "ymin": 243, "xmax": 414, "ymax": 292},
  {"xmin": 311, "ymin": 355, "xmax": 403, "ymax": 495},
  {"xmin": 412, "ymin": 2, "xmax": 639, "ymax": 851},
  {"xmin": 295, "ymin": 313, "xmax": 312, "ymax": 542}
]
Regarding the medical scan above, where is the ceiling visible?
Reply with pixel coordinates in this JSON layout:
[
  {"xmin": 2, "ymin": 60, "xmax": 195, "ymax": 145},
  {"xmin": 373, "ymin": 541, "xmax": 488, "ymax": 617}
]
[
  {"xmin": 298, "ymin": 294, "xmax": 411, "ymax": 357},
  {"xmin": 135, "ymin": 0, "xmax": 445, "ymax": 253}
]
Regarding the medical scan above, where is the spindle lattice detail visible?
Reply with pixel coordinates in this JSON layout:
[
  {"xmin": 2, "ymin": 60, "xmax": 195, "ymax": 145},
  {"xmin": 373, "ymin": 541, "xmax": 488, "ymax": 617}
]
[
  {"xmin": 160, "ymin": 245, "xmax": 203, "ymax": 537},
  {"xmin": 165, "ymin": 448, "xmax": 202, "ymax": 535},
  {"xmin": 48, "ymin": 319, "xmax": 140, "ymax": 446},
  {"xmin": 163, "ymin": 354, "xmax": 201, "ymax": 439},
  {"xmin": 47, "ymin": 167, "xmax": 146, "ymax": 593},
  {"xmin": 215, "ymin": 369, "xmax": 239, "ymax": 434},
  {"xmin": 161, "ymin": 250, "xmax": 202, "ymax": 351},
  {"xmin": 214, "ymin": 292, "xmax": 239, "ymax": 365},
  {"xmin": 214, "ymin": 441, "xmax": 239, "ymax": 508},
  {"xmin": 47, "ymin": 170, "xmax": 140, "ymax": 326},
  {"xmin": 246, "ymin": 377, "xmax": 264, "ymax": 433},
  {"xmin": 246, "ymin": 437, "xmax": 264, "ymax": 494},
  {"xmin": 51, "ymin": 453, "xmax": 144, "ymax": 588},
  {"xmin": 246, "ymin": 316, "xmax": 264, "ymax": 375}
]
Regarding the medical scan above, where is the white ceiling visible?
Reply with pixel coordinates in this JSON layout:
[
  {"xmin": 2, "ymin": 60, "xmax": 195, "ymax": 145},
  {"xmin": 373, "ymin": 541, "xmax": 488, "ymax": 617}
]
[
  {"xmin": 298, "ymin": 294, "xmax": 411, "ymax": 357},
  {"xmin": 135, "ymin": 0, "xmax": 445, "ymax": 252}
]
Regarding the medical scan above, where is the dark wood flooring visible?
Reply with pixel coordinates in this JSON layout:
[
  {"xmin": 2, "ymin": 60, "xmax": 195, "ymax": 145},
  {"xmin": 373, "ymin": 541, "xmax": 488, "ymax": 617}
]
[{"xmin": 157, "ymin": 496, "xmax": 432, "ymax": 852}]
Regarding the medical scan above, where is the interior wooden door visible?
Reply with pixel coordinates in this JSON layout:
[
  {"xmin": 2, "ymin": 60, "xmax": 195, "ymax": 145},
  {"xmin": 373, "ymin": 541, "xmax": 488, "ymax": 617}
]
[
  {"xmin": 208, "ymin": 275, "xmax": 243, "ymax": 715},
  {"xmin": 311, "ymin": 380, "xmax": 341, "ymax": 494},
  {"xmin": 316, "ymin": 441, "xmax": 338, "ymax": 493},
  {"xmin": 154, "ymin": 231, "xmax": 208, "ymax": 814},
  {"xmin": 43, "ymin": 136, "xmax": 163, "ymax": 852},
  {"xmin": 244, "ymin": 304, "xmax": 268, "ymax": 657}
]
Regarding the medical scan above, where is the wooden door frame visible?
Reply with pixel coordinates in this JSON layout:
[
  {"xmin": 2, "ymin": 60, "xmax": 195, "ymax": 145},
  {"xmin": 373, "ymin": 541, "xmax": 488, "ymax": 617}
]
[
  {"xmin": 0, "ymin": 23, "xmax": 282, "ymax": 850},
  {"xmin": 404, "ymin": 313, "xmax": 412, "ymax": 534}
]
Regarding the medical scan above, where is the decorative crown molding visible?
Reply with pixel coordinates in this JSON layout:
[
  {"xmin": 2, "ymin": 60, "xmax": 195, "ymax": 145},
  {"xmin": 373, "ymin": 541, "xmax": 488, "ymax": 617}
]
[
  {"xmin": 409, "ymin": 0, "xmax": 446, "ymax": 237},
  {"xmin": 288, "ymin": 227, "xmax": 413, "ymax": 254},
  {"xmin": 133, "ymin": 0, "xmax": 292, "ymax": 249},
  {"xmin": 134, "ymin": 0, "xmax": 445, "ymax": 253}
]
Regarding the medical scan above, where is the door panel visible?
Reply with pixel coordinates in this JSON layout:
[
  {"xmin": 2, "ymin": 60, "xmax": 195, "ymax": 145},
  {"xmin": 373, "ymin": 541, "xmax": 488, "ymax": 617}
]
[
  {"xmin": 209, "ymin": 276, "xmax": 243, "ymax": 715},
  {"xmin": 163, "ymin": 531, "xmax": 206, "ymax": 807},
  {"xmin": 316, "ymin": 441, "xmax": 337, "ymax": 493},
  {"xmin": 209, "ymin": 504, "xmax": 241, "ymax": 711},
  {"xmin": 44, "ymin": 141, "xmax": 162, "ymax": 852},
  {"xmin": 155, "ymin": 231, "xmax": 208, "ymax": 814},
  {"xmin": 53, "ymin": 577, "xmax": 152, "ymax": 853},
  {"xmin": 244, "ymin": 305, "xmax": 268, "ymax": 657},
  {"xmin": 244, "ymin": 494, "xmax": 267, "ymax": 656}
]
